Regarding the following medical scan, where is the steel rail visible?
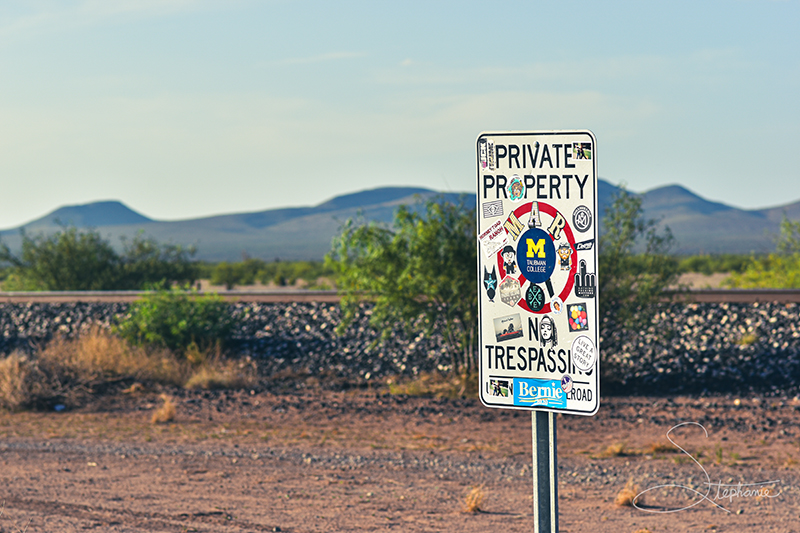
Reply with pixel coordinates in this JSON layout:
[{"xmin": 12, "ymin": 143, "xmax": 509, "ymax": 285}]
[{"xmin": 0, "ymin": 289, "xmax": 799, "ymax": 304}]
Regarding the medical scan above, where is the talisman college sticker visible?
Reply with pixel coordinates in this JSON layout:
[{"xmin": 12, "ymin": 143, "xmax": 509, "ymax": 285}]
[{"xmin": 476, "ymin": 130, "xmax": 599, "ymax": 416}]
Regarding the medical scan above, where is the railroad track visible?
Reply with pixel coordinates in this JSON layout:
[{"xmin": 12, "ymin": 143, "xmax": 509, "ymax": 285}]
[{"xmin": 1, "ymin": 289, "xmax": 800, "ymax": 303}]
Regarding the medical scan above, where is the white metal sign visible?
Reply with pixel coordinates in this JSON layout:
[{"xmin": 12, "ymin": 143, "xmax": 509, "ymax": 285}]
[{"xmin": 476, "ymin": 131, "xmax": 599, "ymax": 416}]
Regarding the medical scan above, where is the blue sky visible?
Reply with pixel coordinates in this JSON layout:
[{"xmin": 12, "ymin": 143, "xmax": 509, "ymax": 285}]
[{"xmin": 0, "ymin": 0, "xmax": 798, "ymax": 227}]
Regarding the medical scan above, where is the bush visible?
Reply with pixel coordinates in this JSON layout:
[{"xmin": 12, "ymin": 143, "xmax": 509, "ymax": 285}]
[
  {"xmin": 0, "ymin": 226, "xmax": 198, "ymax": 290},
  {"xmin": 725, "ymin": 217, "xmax": 800, "ymax": 288},
  {"xmin": 114, "ymin": 287, "xmax": 238, "ymax": 355}
]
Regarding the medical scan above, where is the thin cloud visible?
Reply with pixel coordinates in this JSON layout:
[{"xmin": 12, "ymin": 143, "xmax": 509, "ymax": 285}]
[{"xmin": 275, "ymin": 51, "xmax": 368, "ymax": 66}]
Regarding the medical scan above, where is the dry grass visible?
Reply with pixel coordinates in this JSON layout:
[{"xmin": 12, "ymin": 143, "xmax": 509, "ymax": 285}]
[
  {"xmin": 615, "ymin": 479, "xmax": 642, "ymax": 507},
  {"xmin": 462, "ymin": 485, "xmax": 486, "ymax": 513},
  {"xmin": 386, "ymin": 372, "xmax": 479, "ymax": 399},
  {"xmin": 184, "ymin": 358, "xmax": 258, "ymax": 390},
  {"xmin": 0, "ymin": 330, "xmax": 259, "ymax": 410},
  {"xmin": 151, "ymin": 394, "xmax": 177, "ymax": 424},
  {"xmin": 593, "ymin": 442, "xmax": 629, "ymax": 459}
]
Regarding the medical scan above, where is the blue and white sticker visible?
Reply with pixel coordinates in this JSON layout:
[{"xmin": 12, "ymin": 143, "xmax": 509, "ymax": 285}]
[{"xmin": 514, "ymin": 378, "xmax": 567, "ymax": 409}]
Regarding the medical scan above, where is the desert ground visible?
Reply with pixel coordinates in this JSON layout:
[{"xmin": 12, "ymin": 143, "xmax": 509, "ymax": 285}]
[{"xmin": 1, "ymin": 387, "xmax": 798, "ymax": 533}]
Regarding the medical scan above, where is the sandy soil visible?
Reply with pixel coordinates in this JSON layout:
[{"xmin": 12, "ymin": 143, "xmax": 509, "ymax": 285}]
[{"xmin": 1, "ymin": 389, "xmax": 798, "ymax": 532}]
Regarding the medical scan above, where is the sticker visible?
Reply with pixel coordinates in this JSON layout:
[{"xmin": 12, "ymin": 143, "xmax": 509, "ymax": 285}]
[
  {"xmin": 479, "ymin": 220, "xmax": 509, "ymax": 259},
  {"xmin": 483, "ymin": 266, "xmax": 497, "ymax": 302},
  {"xmin": 527, "ymin": 202, "xmax": 541, "ymax": 229},
  {"xmin": 572, "ymin": 205, "xmax": 592, "ymax": 233},
  {"xmin": 573, "ymin": 142, "xmax": 592, "ymax": 161},
  {"xmin": 479, "ymin": 138, "xmax": 488, "ymax": 170},
  {"xmin": 575, "ymin": 239, "xmax": 594, "ymax": 251},
  {"xmin": 499, "ymin": 277, "xmax": 521, "ymax": 307},
  {"xmin": 567, "ymin": 303, "xmax": 589, "ymax": 332},
  {"xmin": 489, "ymin": 378, "xmax": 512, "ymax": 398},
  {"xmin": 514, "ymin": 378, "xmax": 567, "ymax": 409},
  {"xmin": 525, "ymin": 284, "xmax": 545, "ymax": 312},
  {"xmin": 556, "ymin": 241, "xmax": 572, "ymax": 270},
  {"xmin": 487, "ymin": 139, "xmax": 496, "ymax": 170},
  {"xmin": 561, "ymin": 375, "xmax": 573, "ymax": 394},
  {"xmin": 539, "ymin": 315, "xmax": 558, "ymax": 348},
  {"xmin": 516, "ymin": 227, "xmax": 556, "ymax": 284},
  {"xmin": 571, "ymin": 335, "xmax": 596, "ymax": 372},
  {"xmin": 551, "ymin": 296, "xmax": 563, "ymax": 315},
  {"xmin": 493, "ymin": 314, "xmax": 524, "ymax": 342},
  {"xmin": 574, "ymin": 259, "xmax": 596, "ymax": 299},
  {"xmin": 503, "ymin": 212, "xmax": 526, "ymax": 241},
  {"xmin": 482, "ymin": 200, "xmax": 504, "ymax": 219},
  {"xmin": 500, "ymin": 245, "xmax": 518, "ymax": 275},
  {"xmin": 507, "ymin": 174, "xmax": 525, "ymax": 202}
]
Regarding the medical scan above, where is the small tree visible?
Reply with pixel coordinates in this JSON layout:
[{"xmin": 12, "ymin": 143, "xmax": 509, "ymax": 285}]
[
  {"xmin": 0, "ymin": 226, "xmax": 198, "ymax": 290},
  {"xmin": 725, "ymin": 216, "xmax": 800, "ymax": 288},
  {"xmin": 599, "ymin": 187, "xmax": 679, "ymax": 330},
  {"xmin": 326, "ymin": 196, "xmax": 478, "ymax": 374}
]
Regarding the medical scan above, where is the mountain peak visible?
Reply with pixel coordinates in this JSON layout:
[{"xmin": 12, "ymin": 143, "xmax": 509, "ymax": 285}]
[{"xmin": 24, "ymin": 200, "xmax": 153, "ymax": 229}]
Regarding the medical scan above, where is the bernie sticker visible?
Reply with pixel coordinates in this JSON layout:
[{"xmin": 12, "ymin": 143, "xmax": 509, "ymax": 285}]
[
  {"xmin": 567, "ymin": 303, "xmax": 589, "ymax": 332},
  {"xmin": 571, "ymin": 335, "xmax": 596, "ymax": 372},
  {"xmin": 514, "ymin": 378, "xmax": 567, "ymax": 409},
  {"xmin": 493, "ymin": 314, "xmax": 524, "ymax": 342},
  {"xmin": 499, "ymin": 277, "xmax": 521, "ymax": 307},
  {"xmin": 572, "ymin": 205, "xmax": 592, "ymax": 233},
  {"xmin": 507, "ymin": 174, "xmax": 525, "ymax": 202}
]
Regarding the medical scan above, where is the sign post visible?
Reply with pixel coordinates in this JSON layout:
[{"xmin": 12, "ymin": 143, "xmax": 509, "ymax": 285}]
[{"xmin": 476, "ymin": 131, "xmax": 599, "ymax": 532}]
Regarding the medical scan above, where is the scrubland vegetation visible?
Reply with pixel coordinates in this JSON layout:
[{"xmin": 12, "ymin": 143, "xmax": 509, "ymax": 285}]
[{"xmin": 1, "ymin": 192, "xmax": 800, "ymax": 411}]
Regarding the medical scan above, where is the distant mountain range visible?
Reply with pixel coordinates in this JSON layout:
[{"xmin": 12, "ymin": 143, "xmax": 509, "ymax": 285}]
[{"xmin": 2, "ymin": 181, "xmax": 798, "ymax": 261}]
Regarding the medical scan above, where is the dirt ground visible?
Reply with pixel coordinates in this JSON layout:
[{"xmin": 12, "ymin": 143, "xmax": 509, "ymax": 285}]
[{"xmin": 1, "ymin": 388, "xmax": 798, "ymax": 533}]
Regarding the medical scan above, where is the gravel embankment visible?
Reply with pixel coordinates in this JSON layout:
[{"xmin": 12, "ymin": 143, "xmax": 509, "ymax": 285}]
[{"xmin": 1, "ymin": 301, "xmax": 800, "ymax": 394}]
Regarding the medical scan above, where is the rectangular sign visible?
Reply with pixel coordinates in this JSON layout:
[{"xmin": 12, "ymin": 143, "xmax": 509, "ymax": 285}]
[{"xmin": 476, "ymin": 130, "xmax": 599, "ymax": 416}]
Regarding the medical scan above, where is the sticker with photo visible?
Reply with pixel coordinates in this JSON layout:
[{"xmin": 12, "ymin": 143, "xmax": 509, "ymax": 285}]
[
  {"xmin": 493, "ymin": 313, "xmax": 524, "ymax": 343},
  {"xmin": 479, "ymin": 219, "xmax": 509, "ymax": 259},
  {"xmin": 573, "ymin": 142, "xmax": 592, "ymax": 161}
]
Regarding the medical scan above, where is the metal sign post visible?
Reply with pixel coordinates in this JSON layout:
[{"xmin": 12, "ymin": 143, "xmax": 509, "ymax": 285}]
[
  {"xmin": 532, "ymin": 411, "xmax": 558, "ymax": 532},
  {"xmin": 475, "ymin": 131, "xmax": 598, "ymax": 532}
]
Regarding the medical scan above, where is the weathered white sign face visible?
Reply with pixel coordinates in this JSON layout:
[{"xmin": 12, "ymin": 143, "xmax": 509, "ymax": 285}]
[{"xmin": 476, "ymin": 131, "xmax": 599, "ymax": 416}]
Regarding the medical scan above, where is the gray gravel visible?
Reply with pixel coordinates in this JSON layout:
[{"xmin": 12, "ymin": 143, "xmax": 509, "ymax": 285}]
[{"xmin": 2, "ymin": 301, "xmax": 800, "ymax": 395}]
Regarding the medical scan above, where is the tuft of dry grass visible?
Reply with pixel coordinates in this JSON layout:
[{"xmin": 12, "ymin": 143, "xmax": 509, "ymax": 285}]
[
  {"xmin": 387, "ymin": 372, "xmax": 479, "ymax": 399},
  {"xmin": 0, "ymin": 351, "xmax": 47, "ymax": 410},
  {"xmin": 0, "ymin": 330, "xmax": 260, "ymax": 411},
  {"xmin": 593, "ymin": 442, "xmax": 629, "ymax": 459},
  {"xmin": 151, "ymin": 394, "xmax": 177, "ymax": 424},
  {"xmin": 615, "ymin": 479, "xmax": 642, "ymax": 507},
  {"xmin": 462, "ymin": 485, "xmax": 486, "ymax": 514}
]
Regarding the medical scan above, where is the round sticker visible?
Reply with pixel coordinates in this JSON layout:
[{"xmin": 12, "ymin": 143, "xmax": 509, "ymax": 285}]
[
  {"xmin": 572, "ymin": 205, "xmax": 592, "ymax": 233},
  {"xmin": 551, "ymin": 296, "xmax": 563, "ymax": 314},
  {"xmin": 516, "ymin": 227, "xmax": 555, "ymax": 284},
  {"xmin": 571, "ymin": 335, "xmax": 596, "ymax": 372},
  {"xmin": 507, "ymin": 175, "xmax": 525, "ymax": 202},
  {"xmin": 561, "ymin": 375, "xmax": 573, "ymax": 393},
  {"xmin": 525, "ymin": 284, "xmax": 545, "ymax": 312}
]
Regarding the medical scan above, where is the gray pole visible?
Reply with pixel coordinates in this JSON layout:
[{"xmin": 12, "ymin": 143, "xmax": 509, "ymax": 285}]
[{"xmin": 532, "ymin": 410, "xmax": 558, "ymax": 532}]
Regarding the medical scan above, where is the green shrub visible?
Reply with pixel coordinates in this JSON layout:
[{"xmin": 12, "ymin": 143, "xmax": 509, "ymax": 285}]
[{"xmin": 114, "ymin": 287, "xmax": 238, "ymax": 355}]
